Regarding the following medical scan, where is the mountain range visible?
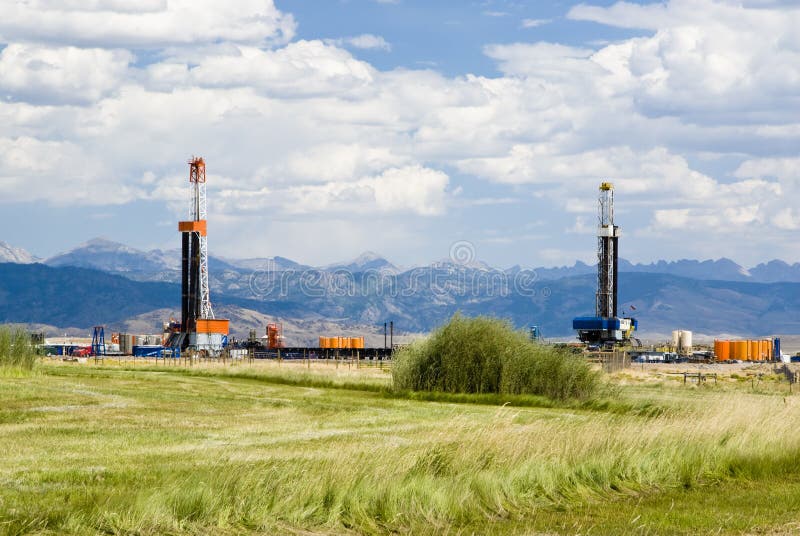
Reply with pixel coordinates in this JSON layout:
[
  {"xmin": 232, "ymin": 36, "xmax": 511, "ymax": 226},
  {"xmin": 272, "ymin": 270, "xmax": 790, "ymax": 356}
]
[
  {"xmin": 9, "ymin": 237, "xmax": 800, "ymax": 284},
  {"xmin": 4, "ymin": 237, "xmax": 800, "ymax": 340}
]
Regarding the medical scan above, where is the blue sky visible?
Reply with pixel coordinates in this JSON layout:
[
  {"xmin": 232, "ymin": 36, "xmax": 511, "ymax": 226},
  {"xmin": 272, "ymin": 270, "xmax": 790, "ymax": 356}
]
[
  {"xmin": 0, "ymin": 0, "xmax": 799, "ymax": 268},
  {"xmin": 280, "ymin": 0, "xmax": 648, "ymax": 76}
]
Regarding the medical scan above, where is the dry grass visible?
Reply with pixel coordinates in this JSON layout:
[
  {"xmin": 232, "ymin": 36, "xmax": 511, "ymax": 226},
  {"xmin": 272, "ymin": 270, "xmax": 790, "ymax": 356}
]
[{"xmin": 1, "ymin": 361, "xmax": 800, "ymax": 534}]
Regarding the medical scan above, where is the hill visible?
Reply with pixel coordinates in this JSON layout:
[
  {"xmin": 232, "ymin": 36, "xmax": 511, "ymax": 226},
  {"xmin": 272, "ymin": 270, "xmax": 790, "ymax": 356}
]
[{"xmin": 3, "ymin": 262, "xmax": 800, "ymax": 339}]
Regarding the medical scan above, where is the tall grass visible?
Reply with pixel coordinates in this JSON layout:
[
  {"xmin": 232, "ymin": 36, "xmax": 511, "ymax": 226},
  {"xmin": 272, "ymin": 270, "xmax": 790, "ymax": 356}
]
[
  {"xmin": 0, "ymin": 325, "xmax": 38, "ymax": 370},
  {"xmin": 392, "ymin": 314, "xmax": 600, "ymax": 400},
  {"xmin": 3, "ymin": 370, "xmax": 800, "ymax": 535}
]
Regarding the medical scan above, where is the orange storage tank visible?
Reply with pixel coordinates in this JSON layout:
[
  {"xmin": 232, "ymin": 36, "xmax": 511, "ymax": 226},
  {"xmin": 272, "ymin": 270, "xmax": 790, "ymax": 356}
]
[
  {"xmin": 714, "ymin": 340, "xmax": 730, "ymax": 361},
  {"xmin": 765, "ymin": 339, "xmax": 773, "ymax": 360},
  {"xmin": 331, "ymin": 337, "xmax": 340, "ymax": 349},
  {"xmin": 319, "ymin": 336, "xmax": 326, "ymax": 348},
  {"xmin": 749, "ymin": 340, "xmax": 760, "ymax": 361},
  {"xmin": 732, "ymin": 341, "xmax": 747, "ymax": 360}
]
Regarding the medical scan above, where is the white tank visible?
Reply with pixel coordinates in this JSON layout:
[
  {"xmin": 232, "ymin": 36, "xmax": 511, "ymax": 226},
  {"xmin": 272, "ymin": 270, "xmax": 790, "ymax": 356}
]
[
  {"xmin": 672, "ymin": 330, "xmax": 681, "ymax": 349},
  {"xmin": 680, "ymin": 330, "xmax": 693, "ymax": 355}
]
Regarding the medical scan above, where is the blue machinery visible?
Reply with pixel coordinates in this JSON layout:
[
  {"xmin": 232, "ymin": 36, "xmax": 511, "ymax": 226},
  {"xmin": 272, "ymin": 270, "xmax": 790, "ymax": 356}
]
[
  {"xmin": 91, "ymin": 326, "xmax": 105, "ymax": 356},
  {"xmin": 573, "ymin": 182, "xmax": 638, "ymax": 346}
]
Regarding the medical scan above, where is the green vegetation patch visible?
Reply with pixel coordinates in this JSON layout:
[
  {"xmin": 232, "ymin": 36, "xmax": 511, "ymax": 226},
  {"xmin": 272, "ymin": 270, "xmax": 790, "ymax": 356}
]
[
  {"xmin": 392, "ymin": 314, "xmax": 600, "ymax": 400},
  {"xmin": 0, "ymin": 325, "xmax": 38, "ymax": 371}
]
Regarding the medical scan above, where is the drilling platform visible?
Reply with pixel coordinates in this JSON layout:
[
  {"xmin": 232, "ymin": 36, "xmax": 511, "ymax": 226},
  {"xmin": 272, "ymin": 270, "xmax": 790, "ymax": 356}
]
[
  {"xmin": 173, "ymin": 157, "xmax": 229, "ymax": 352},
  {"xmin": 572, "ymin": 182, "xmax": 637, "ymax": 346}
]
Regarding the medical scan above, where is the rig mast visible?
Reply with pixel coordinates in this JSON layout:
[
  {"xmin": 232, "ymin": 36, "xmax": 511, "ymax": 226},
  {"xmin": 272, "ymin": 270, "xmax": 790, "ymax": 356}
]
[
  {"xmin": 596, "ymin": 182, "xmax": 619, "ymax": 319},
  {"xmin": 176, "ymin": 157, "xmax": 228, "ymax": 352},
  {"xmin": 572, "ymin": 181, "xmax": 637, "ymax": 346}
]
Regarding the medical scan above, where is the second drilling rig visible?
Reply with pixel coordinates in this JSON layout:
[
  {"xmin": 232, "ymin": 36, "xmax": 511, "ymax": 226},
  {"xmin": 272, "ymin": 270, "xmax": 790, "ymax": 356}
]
[{"xmin": 572, "ymin": 182, "xmax": 637, "ymax": 346}]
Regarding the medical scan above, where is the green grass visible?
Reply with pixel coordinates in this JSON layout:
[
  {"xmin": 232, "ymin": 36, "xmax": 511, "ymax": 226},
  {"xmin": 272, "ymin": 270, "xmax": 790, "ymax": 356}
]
[
  {"xmin": 1, "ymin": 361, "xmax": 800, "ymax": 534},
  {"xmin": 392, "ymin": 314, "xmax": 600, "ymax": 400},
  {"xmin": 0, "ymin": 325, "xmax": 38, "ymax": 372}
]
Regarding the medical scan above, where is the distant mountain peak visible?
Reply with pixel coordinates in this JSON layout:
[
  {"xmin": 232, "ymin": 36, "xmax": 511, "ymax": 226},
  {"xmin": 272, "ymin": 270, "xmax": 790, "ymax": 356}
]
[
  {"xmin": 351, "ymin": 251, "xmax": 385, "ymax": 264},
  {"xmin": 325, "ymin": 251, "xmax": 398, "ymax": 273},
  {"xmin": 80, "ymin": 237, "xmax": 141, "ymax": 252},
  {"xmin": 0, "ymin": 241, "xmax": 38, "ymax": 264}
]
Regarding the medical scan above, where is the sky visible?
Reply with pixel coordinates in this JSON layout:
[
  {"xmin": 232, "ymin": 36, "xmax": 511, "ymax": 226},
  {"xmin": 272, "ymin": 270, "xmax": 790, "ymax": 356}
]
[{"xmin": 0, "ymin": 0, "xmax": 799, "ymax": 268}]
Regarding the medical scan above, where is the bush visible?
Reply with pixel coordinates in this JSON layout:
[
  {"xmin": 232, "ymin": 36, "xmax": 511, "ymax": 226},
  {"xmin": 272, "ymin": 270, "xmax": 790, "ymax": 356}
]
[
  {"xmin": 0, "ymin": 325, "xmax": 38, "ymax": 370},
  {"xmin": 392, "ymin": 315, "xmax": 600, "ymax": 401}
]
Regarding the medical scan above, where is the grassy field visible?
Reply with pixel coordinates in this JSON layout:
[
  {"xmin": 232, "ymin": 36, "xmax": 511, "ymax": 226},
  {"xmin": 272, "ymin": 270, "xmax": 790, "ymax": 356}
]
[{"xmin": 1, "ymin": 360, "xmax": 800, "ymax": 535}]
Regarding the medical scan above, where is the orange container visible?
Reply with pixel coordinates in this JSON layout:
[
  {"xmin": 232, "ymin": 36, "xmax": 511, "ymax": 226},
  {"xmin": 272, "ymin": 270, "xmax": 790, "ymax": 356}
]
[
  {"xmin": 178, "ymin": 220, "xmax": 208, "ymax": 236},
  {"xmin": 714, "ymin": 340, "xmax": 730, "ymax": 361},
  {"xmin": 319, "ymin": 336, "xmax": 326, "ymax": 348},
  {"xmin": 732, "ymin": 341, "xmax": 747, "ymax": 360},
  {"xmin": 765, "ymin": 339, "xmax": 773, "ymax": 360},
  {"xmin": 749, "ymin": 340, "xmax": 760, "ymax": 361},
  {"xmin": 196, "ymin": 319, "xmax": 230, "ymax": 335}
]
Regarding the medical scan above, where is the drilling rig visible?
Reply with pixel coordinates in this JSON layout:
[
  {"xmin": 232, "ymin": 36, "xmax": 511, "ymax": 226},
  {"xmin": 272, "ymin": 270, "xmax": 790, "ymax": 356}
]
[
  {"xmin": 174, "ymin": 157, "xmax": 230, "ymax": 353},
  {"xmin": 572, "ymin": 182, "xmax": 637, "ymax": 346}
]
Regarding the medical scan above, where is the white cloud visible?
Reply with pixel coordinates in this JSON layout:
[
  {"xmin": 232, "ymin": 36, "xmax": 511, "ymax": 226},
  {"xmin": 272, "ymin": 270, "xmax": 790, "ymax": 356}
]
[
  {"xmin": 0, "ymin": 136, "xmax": 140, "ymax": 204},
  {"xmin": 0, "ymin": 44, "xmax": 132, "ymax": 104},
  {"xmin": 1, "ymin": 0, "xmax": 799, "ymax": 264},
  {"xmin": 147, "ymin": 41, "xmax": 376, "ymax": 97},
  {"xmin": 372, "ymin": 166, "xmax": 449, "ymax": 215},
  {"xmin": 282, "ymin": 143, "xmax": 408, "ymax": 183},
  {"xmin": 0, "ymin": 0, "xmax": 296, "ymax": 47},
  {"xmin": 569, "ymin": 0, "xmax": 800, "ymax": 120},
  {"xmin": 282, "ymin": 165, "xmax": 449, "ymax": 216},
  {"xmin": 772, "ymin": 208, "xmax": 800, "ymax": 230},
  {"xmin": 345, "ymin": 34, "xmax": 391, "ymax": 51},
  {"xmin": 735, "ymin": 158, "xmax": 800, "ymax": 183},
  {"xmin": 521, "ymin": 18, "xmax": 551, "ymax": 28}
]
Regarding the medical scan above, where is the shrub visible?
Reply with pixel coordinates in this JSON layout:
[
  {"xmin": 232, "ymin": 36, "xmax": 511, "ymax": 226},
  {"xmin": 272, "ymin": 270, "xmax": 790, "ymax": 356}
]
[
  {"xmin": 392, "ymin": 314, "xmax": 599, "ymax": 400},
  {"xmin": 0, "ymin": 325, "xmax": 39, "ymax": 370}
]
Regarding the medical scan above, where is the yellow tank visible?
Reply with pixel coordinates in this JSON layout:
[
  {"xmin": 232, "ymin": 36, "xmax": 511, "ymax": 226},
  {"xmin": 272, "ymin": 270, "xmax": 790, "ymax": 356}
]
[
  {"xmin": 733, "ymin": 341, "xmax": 747, "ymax": 360},
  {"xmin": 749, "ymin": 340, "xmax": 760, "ymax": 361},
  {"xmin": 714, "ymin": 340, "xmax": 730, "ymax": 361}
]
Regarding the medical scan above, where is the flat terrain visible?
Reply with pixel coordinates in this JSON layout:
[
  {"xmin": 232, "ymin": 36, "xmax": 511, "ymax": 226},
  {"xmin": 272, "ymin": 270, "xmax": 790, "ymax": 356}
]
[{"xmin": 1, "ymin": 360, "xmax": 800, "ymax": 535}]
